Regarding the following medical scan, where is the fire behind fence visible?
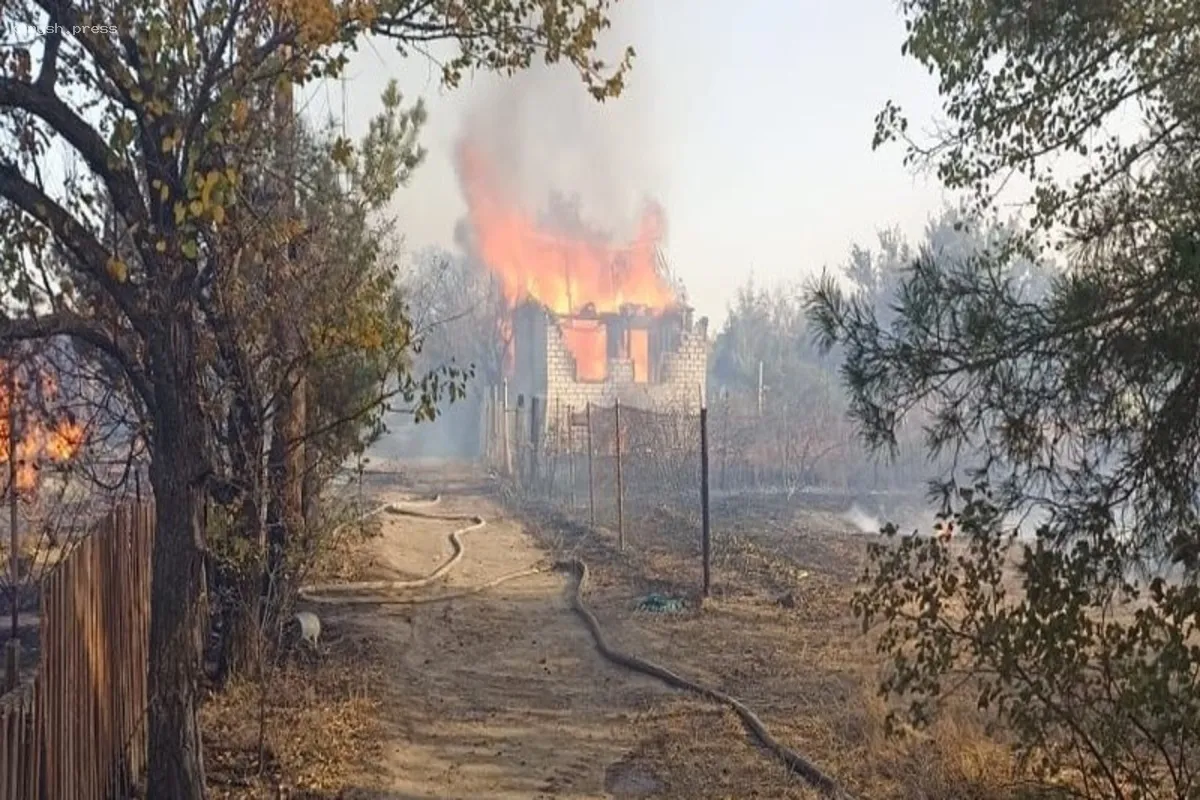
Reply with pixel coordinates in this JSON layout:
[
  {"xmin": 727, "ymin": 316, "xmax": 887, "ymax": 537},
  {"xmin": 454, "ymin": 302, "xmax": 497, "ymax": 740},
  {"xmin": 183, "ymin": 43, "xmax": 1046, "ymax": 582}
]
[{"xmin": 0, "ymin": 503, "xmax": 152, "ymax": 799}]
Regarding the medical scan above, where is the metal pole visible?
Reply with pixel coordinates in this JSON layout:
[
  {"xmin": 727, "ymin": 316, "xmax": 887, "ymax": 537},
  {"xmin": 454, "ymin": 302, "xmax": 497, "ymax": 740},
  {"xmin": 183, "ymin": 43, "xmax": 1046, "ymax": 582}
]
[
  {"xmin": 781, "ymin": 400, "xmax": 790, "ymax": 490},
  {"xmin": 586, "ymin": 403, "xmax": 595, "ymax": 528},
  {"xmin": 516, "ymin": 395, "xmax": 525, "ymax": 487},
  {"xmin": 495, "ymin": 385, "xmax": 502, "ymax": 467},
  {"xmin": 6, "ymin": 357, "xmax": 21, "ymax": 689},
  {"xmin": 530, "ymin": 396, "xmax": 541, "ymax": 489},
  {"xmin": 479, "ymin": 386, "xmax": 490, "ymax": 463},
  {"xmin": 567, "ymin": 405, "xmax": 575, "ymax": 510},
  {"xmin": 496, "ymin": 385, "xmax": 503, "ymax": 466},
  {"xmin": 486, "ymin": 385, "xmax": 493, "ymax": 466},
  {"xmin": 700, "ymin": 402, "xmax": 711, "ymax": 598},
  {"xmin": 552, "ymin": 397, "xmax": 561, "ymax": 499},
  {"xmin": 720, "ymin": 396, "xmax": 730, "ymax": 491},
  {"xmin": 502, "ymin": 379, "xmax": 511, "ymax": 477},
  {"xmin": 615, "ymin": 399, "xmax": 624, "ymax": 551},
  {"xmin": 757, "ymin": 360, "xmax": 764, "ymax": 417}
]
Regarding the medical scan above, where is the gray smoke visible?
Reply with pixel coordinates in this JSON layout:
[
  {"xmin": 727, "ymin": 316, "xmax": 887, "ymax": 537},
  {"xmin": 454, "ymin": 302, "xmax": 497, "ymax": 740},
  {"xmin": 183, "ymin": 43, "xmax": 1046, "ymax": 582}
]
[
  {"xmin": 843, "ymin": 504, "xmax": 882, "ymax": 535},
  {"xmin": 456, "ymin": 5, "xmax": 663, "ymax": 241}
]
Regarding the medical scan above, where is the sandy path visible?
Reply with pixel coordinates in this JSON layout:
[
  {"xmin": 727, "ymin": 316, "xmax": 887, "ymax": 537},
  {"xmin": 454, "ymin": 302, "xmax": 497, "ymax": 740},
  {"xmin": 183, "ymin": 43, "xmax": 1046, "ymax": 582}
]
[{"xmin": 326, "ymin": 471, "xmax": 671, "ymax": 799}]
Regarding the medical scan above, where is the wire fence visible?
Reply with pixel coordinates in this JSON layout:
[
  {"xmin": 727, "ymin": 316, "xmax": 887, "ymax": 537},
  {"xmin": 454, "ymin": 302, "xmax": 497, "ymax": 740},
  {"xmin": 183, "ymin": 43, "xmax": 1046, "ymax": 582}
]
[
  {"xmin": 480, "ymin": 383, "xmax": 935, "ymax": 602},
  {"xmin": 483, "ymin": 389, "xmax": 715, "ymax": 588}
]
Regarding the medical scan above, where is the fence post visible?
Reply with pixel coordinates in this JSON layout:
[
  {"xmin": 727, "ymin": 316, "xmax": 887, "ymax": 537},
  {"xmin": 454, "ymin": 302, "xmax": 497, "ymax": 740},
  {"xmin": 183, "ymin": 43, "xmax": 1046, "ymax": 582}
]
[
  {"xmin": 781, "ymin": 400, "xmax": 790, "ymax": 491},
  {"xmin": 567, "ymin": 405, "xmax": 576, "ymax": 510},
  {"xmin": 615, "ymin": 399, "xmax": 625, "ymax": 551},
  {"xmin": 484, "ymin": 385, "xmax": 491, "ymax": 464},
  {"xmin": 548, "ymin": 398, "xmax": 560, "ymax": 501},
  {"xmin": 530, "ymin": 396, "xmax": 541, "ymax": 491},
  {"xmin": 502, "ymin": 379, "xmax": 511, "ymax": 477},
  {"xmin": 586, "ymin": 403, "xmax": 595, "ymax": 528},
  {"xmin": 548, "ymin": 400, "xmax": 559, "ymax": 500},
  {"xmin": 6, "ymin": 357, "xmax": 21, "ymax": 692},
  {"xmin": 757, "ymin": 360, "xmax": 764, "ymax": 417},
  {"xmin": 515, "ymin": 394, "xmax": 526, "ymax": 487},
  {"xmin": 720, "ymin": 397, "xmax": 729, "ymax": 491},
  {"xmin": 481, "ymin": 386, "xmax": 492, "ymax": 464},
  {"xmin": 700, "ymin": 403, "xmax": 712, "ymax": 598},
  {"xmin": 489, "ymin": 383, "xmax": 499, "ymax": 465},
  {"xmin": 357, "ymin": 458, "xmax": 365, "ymax": 534}
]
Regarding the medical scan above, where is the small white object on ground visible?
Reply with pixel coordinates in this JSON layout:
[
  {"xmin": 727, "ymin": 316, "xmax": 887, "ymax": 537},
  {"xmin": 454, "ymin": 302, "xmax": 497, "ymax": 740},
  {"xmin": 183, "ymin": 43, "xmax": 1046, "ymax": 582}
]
[{"xmin": 294, "ymin": 610, "xmax": 321, "ymax": 649}]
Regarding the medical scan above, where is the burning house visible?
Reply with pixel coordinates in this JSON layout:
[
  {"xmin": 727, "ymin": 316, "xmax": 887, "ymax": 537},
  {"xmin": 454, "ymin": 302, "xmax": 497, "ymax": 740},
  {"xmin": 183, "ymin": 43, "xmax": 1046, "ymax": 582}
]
[
  {"xmin": 454, "ymin": 141, "xmax": 708, "ymax": 438},
  {"xmin": 509, "ymin": 300, "xmax": 708, "ymax": 430}
]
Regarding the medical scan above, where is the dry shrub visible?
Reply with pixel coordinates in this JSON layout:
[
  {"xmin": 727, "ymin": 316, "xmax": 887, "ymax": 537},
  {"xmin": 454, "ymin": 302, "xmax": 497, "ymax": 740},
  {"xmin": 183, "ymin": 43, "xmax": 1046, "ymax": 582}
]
[
  {"xmin": 304, "ymin": 504, "xmax": 384, "ymax": 586},
  {"xmin": 842, "ymin": 676, "xmax": 1018, "ymax": 799}
]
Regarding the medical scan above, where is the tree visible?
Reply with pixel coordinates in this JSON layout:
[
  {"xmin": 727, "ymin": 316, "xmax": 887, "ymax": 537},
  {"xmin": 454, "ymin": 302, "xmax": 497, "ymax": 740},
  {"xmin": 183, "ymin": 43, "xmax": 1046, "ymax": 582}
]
[
  {"xmin": 710, "ymin": 276, "xmax": 823, "ymax": 395},
  {"xmin": 840, "ymin": 227, "xmax": 911, "ymax": 331},
  {"xmin": 409, "ymin": 247, "xmax": 510, "ymax": 399},
  {"xmin": 394, "ymin": 247, "xmax": 507, "ymax": 457},
  {"xmin": 807, "ymin": 3, "xmax": 1200, "ymax": 795},
  {"xmin": 706, "ymin": 278, "xmax": 845, "ymax": 489},
  {"xmin": 0, "ymin": 1, "xmax": 633, "ymax": 795},
  {"xmin": 202, "ymin": 82, "xmax": 444, "ymax": 682}
]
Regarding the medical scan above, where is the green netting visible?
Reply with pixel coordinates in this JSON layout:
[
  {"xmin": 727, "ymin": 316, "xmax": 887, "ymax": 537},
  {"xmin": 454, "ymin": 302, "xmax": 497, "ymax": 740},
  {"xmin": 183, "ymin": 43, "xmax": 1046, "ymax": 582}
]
[{"xmin": 636, "ymin": 593, "xmax": 686, "ymax": 613}]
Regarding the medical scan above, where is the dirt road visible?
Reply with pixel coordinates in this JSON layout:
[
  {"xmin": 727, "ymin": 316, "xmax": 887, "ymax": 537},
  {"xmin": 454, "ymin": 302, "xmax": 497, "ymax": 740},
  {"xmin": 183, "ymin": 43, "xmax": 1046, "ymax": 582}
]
[
  {"xmin": 324, "ymin": 467, "xmax": 675, "ymax": 799},
  {"xmin": 309, "ymin": 461, "xmax": 1010, "ymax": 800}
]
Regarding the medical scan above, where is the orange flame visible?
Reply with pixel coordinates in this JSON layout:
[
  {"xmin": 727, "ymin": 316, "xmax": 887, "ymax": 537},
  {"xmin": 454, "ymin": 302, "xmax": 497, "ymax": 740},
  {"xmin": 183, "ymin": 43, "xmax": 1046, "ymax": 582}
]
[
  {"xmin": 455, "ymin": 141, "xmax": 675, "ymax": 380},
  {"xmin": 1, "ymin": 362, "xmax": 86, "ymax": 495},
  {"xmin": 561, "ymin": 321, "xmax": 607, "ymax": 382}
]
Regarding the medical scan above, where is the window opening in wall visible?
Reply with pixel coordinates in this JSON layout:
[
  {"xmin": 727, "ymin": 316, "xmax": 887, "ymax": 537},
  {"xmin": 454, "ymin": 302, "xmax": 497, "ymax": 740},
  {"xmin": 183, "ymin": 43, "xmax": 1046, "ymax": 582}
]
[
  {"xmin": 606, "ymin": 320, "xmax": 626, "ymax": 361},
  {"xmin": 629, "ymin": 328, "xmax": 650, "ymax": 383},
  {"xmin": 561, "ymin": 319, "xmax": 607, "ymax": 382}
]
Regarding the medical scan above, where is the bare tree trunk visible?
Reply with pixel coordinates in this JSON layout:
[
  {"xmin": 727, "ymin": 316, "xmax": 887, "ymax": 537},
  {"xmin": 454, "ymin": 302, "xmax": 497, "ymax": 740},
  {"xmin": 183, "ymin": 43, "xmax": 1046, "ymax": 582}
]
[
  {"xmin": 146, "ymin": 314, "xmax": 208, "ymax": 800},
  {"xmin": 266, "ymin": 367, "xmax": 305, "ymax": 615},
  {"xmin": 302, "ymin": 413, "xmax": 319, "ymax": 530},
  {"xmin": 264, "ymin": 59, "xmax": 306, "ymax": 616},
  {"xmin": 217, "ymin": 402, "xmax": 265, "ymax": 684}
]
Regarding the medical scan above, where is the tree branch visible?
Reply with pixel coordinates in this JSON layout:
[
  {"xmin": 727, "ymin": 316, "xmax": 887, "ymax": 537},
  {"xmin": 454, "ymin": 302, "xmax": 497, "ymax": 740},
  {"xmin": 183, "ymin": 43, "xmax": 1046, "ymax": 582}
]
[
  {"xmin": 33, "ymin": 0, "xmax": 141, "ymax": 113},
  {"xmin": 0, "ymin": 310, "xmax": 153, "ymax": 409},
  {"xmin": 0, "ymin": 77, "xmax": 149, "ymax": 227},
  {"xmin": 183, "ymin": 0, "xmax": 247, "ymax": 150},
  {"xmin": 35, "ymin": 28, "xmax": 62, "ymax": 90},
  {"xmin": 0, "ymin": 161, "xmax": 144, "ymax": 327}
]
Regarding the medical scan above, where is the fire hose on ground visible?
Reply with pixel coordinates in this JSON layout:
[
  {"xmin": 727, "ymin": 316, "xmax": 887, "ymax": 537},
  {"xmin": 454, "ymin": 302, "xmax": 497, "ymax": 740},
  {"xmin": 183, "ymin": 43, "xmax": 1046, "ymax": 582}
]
[{"xmin": 297, "ymin": 496, "xmax": 852, "ymax": 799}]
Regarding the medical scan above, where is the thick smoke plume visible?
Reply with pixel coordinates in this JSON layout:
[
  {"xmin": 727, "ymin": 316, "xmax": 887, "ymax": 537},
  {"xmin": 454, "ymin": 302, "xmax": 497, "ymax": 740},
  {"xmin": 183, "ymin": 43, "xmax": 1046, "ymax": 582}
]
[
  {"xmin": 378, "ymin": 7, "xmax": 664, "ymax": 462},
  {"xmin": 454, "ymin": 5, "xmax": 663, "ymax": 244}
]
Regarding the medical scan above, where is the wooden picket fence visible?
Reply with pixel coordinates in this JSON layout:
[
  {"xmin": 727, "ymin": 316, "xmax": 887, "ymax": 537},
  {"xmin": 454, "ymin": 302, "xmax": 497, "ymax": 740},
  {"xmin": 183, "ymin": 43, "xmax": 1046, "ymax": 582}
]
[{"xmin": 0, "ymin": 503, "xmax": 154, "ymax": 799}]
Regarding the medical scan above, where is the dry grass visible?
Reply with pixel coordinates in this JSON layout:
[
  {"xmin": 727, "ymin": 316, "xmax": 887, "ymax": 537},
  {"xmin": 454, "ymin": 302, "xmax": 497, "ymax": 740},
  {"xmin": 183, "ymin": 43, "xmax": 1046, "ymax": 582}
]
[
  {"xmin": 304, "ymin": 510, "xmax": 386, "ymax": 586},
  {"xmin": 517, "ymin": 492, "xmax": 1027, "ymax": 799},
  {"xmin": 201, "ymin": 503, "xmax": 389, "ymax": 798},
  {"xmin": 201, "ymin": 654, "xmax": 385, "ymax": 798}
]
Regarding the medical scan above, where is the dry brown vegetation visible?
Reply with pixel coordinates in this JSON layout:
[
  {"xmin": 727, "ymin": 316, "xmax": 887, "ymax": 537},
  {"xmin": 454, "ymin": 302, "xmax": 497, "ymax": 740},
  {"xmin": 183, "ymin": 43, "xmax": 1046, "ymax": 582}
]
[
  {"xmin": 516, "ymin": 492, "xmax": 1025, "ymax": 799},
  {"xmin": 200, "ymin": 502, "xmax": 390, "ymax": 798},
  {"xmin": 201, "ymin": 657, "xmax": 384, "ymax": 799},
  {"xmin": 199, "ymin": 464, "xmax": 1031, "ymax": 799}
]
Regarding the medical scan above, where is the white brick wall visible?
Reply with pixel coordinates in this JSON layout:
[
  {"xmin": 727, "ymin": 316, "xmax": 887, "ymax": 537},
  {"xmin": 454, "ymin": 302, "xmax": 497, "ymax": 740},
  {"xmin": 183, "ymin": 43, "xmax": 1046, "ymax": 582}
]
[{"xmin": 539, "ymin": 315, "xmax": 709, "ymax": 433}]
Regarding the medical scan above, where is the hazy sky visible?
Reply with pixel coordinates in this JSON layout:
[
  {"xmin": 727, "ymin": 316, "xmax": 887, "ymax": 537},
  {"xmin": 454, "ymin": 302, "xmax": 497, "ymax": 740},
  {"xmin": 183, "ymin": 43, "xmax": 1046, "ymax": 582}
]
[{"xmin": 309, "ymin": 0, "xmax": 953, "ymax": 328}]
